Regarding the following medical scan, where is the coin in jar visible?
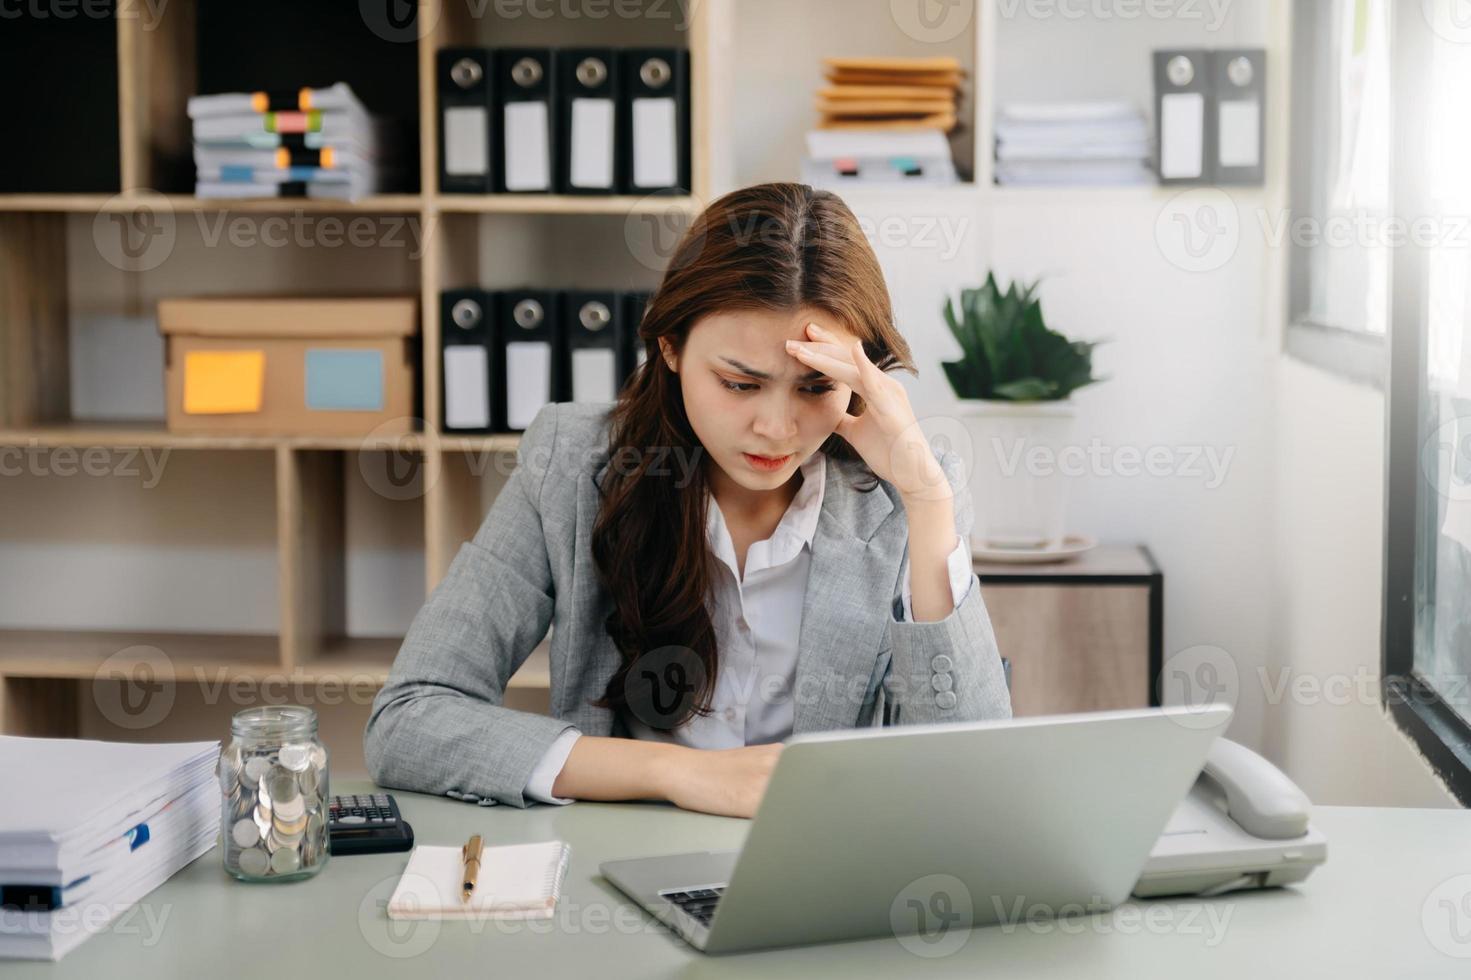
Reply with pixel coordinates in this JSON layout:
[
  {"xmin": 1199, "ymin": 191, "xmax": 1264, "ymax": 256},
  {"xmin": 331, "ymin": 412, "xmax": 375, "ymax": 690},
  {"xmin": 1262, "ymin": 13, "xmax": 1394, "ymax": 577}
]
[
  {"xmin": 237, "ymin": 846, "xmax": 270, "ymax": 877},
  {"xmin": 269, "ymin": 847, "xmax": 301, "ymax": 875}
]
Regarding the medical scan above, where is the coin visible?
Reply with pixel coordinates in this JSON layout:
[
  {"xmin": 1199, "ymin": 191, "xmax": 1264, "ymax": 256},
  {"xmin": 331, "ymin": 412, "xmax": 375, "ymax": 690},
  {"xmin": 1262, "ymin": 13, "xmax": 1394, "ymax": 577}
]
[
  {"xmin": 270, "ymin": 847, "xmax": 301, "ymax": 875},
  {"xmin": 230, "ymin": 818, "xmax": 260, "ymax": 848},
  {"xmin": 298, "ymin": 766, "xmax": 318, "ymax": 797},
  {"xmin": 276, "ymin": 806, "xmax": 310, "ymax": 829},
  {"xmin": 242, "ymin": 756, "xmax": 271, "ymax": 787},
  {"xmin": 238, "ymin": 846, "xmax": 270, "ymax": 877},
  {"xmin": 278, "ymin": 743, "xmax": 312, "ymax": 772},
  {"xmin": 273, "ymin": 797, "xmax": 306, "ymax": 825},
  {"xmin": 310, "ymin": 745, "xmax": 327, "ymax": 771},
  {"xmin": 265, "ymin": 766, "xmax": 299, "ymax": 804}
]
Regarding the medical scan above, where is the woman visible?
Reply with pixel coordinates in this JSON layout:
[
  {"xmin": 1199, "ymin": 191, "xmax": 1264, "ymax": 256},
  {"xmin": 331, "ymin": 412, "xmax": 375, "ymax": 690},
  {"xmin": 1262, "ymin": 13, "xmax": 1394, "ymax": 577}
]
[{"xmin": 364, "ymin": 182, "xmax": 1011, "ymax": 819}]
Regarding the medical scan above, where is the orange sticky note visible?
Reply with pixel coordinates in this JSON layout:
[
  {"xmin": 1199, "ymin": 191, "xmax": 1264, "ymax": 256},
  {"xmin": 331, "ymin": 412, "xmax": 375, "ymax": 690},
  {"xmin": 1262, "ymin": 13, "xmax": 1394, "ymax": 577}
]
[{"xmin": 183, "ymin": 350, "xmax": 265, "ymax": 414}]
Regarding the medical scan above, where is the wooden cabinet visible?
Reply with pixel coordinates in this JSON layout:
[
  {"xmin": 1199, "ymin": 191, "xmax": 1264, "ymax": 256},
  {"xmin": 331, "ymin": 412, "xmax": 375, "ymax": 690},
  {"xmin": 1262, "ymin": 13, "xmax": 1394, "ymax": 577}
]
[{"xmin": 976, "ymin": 545, "xmax": 1162, "ymax": 717}]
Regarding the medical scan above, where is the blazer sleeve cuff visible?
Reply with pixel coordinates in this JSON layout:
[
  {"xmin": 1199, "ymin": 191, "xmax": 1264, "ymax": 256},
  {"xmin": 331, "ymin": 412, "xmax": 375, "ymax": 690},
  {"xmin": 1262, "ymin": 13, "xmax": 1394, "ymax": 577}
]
[
  {"xmin": 523, "ymin": 729, "xmax": 581, "ymax": 805},
  {"xmin": 885, "ymin": 573, "xmax": 1012, "ymax": 724}
]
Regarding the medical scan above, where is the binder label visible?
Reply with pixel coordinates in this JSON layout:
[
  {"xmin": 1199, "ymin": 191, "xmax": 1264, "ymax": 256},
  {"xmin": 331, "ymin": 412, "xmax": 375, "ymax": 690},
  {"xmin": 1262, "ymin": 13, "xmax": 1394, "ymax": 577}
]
[
  {"xmin": 444, "ymin": 346, "xmax": 491, "ymax": 430},
  {"xmin": 632, "ymin": 97, "xmax": 678, "ymax": 188},
  {"xmin": 1159, "ymin": 92, "xmax": 1204, "ymax": 180},
  {"xmin": 569, "ymin": 98, "xmax": 615, "ymax": 189},
  {"xmin": 444, "ymin": 106, "xmax": 490, "ymax": 176},
  {"xmin": 505, "ymin": 102, "xmax": 552, "ymax": 191}
]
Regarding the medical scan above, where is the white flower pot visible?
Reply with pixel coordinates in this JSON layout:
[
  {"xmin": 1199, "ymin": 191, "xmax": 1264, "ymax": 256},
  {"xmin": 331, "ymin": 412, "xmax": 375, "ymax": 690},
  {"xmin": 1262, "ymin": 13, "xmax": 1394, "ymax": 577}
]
[{"xmin": 957, "ymin": 399, "xmax": 1077, "ymax": 551}]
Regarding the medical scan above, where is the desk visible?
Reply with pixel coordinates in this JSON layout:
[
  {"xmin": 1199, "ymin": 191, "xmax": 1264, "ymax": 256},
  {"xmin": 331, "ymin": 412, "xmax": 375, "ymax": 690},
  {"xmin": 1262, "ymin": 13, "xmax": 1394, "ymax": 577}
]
[{"xmin": 12, "ymin": 779, "xmax": 1471, "ymax": 978}]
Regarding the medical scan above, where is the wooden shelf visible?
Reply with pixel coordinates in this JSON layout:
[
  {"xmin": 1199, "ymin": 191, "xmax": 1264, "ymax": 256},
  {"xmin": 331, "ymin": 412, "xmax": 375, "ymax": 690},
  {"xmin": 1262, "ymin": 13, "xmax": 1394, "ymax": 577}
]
[
  {"xmin": 0, "ymin": 630, "xmax": 550, "ymax": 691},
  {"xmin": 433, "ymin": 194, "xmax": 701, "ymax": 216},
  {"xmin": 0, "ymin": 0, "xmax": 700, "ymax": 738},
  {"xmin": 438, "ymin": 434, "xmax": 522, "ymax": 453},
  {"xmin": 0, "ymin": 194, "xmax": 425, "ymax": 214},
  {"xmin": 0, "ymin": 629, "xmax": 279, "ymax": 681},
  {"xmin": 0, "ymin": 421, "xmax": 524, "ymax": 453}
]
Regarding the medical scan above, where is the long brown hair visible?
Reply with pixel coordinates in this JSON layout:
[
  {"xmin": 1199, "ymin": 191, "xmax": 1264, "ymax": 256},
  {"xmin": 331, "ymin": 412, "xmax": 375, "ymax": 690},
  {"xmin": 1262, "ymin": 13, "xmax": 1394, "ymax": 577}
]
[{"xmin": 590, "ymin": 182, "xmax": 916, "ymax": 728}]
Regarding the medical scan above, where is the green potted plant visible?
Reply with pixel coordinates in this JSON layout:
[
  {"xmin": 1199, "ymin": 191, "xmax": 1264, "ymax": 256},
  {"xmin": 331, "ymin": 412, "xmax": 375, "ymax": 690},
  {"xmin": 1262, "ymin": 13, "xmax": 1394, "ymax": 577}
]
[{"xmin": 941, "ymin": 273, "xmax": 1104, "ymax": 551}]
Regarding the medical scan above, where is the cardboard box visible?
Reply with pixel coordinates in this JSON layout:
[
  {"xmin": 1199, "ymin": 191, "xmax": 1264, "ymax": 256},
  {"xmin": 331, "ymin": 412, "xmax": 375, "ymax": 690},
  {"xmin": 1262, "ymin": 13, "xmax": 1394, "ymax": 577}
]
[{"xmin": 158, "ymin": 297, "xmax": 419, "ymax": 437}]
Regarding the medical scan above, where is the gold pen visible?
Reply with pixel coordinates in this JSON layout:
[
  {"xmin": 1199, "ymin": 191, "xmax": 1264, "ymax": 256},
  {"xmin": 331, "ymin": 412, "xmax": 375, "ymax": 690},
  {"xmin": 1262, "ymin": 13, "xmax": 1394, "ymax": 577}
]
[{"xmin": 461, "ymin": 834, "xmax": 484, "ymax": 902}]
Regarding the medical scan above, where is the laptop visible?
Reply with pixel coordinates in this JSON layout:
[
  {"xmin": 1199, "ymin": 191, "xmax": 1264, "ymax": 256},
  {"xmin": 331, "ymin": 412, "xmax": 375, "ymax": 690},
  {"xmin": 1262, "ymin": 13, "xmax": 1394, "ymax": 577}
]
[{"xmin": 600, "ymin": 704, "xmax": 1232, "ymax": 954}]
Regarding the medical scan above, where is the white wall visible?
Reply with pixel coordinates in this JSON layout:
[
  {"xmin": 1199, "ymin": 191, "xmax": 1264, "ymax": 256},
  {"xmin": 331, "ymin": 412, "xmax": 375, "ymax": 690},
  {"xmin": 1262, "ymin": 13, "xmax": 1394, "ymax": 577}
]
[{"xmin": 1265, "ymin": 357, "xmax": 1454, "ymax": 806}]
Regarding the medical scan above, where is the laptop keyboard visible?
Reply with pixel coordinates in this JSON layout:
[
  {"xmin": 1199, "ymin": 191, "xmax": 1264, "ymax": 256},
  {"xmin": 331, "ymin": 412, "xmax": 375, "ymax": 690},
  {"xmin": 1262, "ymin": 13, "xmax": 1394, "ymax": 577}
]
[{"xmin": 661, "ymin": 886, "xmax": 726, "ymax": 926}]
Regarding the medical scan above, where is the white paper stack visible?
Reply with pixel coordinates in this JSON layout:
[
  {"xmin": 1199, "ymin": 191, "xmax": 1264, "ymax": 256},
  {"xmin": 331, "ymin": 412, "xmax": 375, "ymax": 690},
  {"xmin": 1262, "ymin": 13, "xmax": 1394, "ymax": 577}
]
[
  {"xmin": 186, "ymin": 82, "xmax": 401, "ymax": 201},
  {"xmin": 994, "ymin": 101, "xmax": 1153, "ymax": 186},
  {"xmin": 0, "ymin": 736, "xmax": 221, "ymax": 961}
]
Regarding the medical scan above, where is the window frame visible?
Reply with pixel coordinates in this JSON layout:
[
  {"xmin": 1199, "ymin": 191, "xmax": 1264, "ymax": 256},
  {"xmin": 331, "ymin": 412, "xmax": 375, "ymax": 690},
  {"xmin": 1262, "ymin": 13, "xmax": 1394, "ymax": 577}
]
[
  {"xmin": 1380, "ymin": 0, "xmax": 1471, "ymax": 805},
  {"xmin": 1285, "ymin": 0, "xmax": 1387, "ymax": 388}
]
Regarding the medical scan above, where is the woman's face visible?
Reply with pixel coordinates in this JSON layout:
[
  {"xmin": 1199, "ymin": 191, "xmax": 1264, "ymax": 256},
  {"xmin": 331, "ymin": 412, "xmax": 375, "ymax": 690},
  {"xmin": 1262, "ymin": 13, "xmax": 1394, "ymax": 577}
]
[{"xmin": 660, "ymin": 306, "xmax": 858, "ymax": 493}]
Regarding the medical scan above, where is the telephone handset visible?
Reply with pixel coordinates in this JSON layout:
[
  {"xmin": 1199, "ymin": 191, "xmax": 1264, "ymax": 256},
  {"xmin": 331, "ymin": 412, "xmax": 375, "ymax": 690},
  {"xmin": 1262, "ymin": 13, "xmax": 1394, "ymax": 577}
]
[{"xmin": 1133, "ymin": 738, "xmax": 1328, "ymax": 899}]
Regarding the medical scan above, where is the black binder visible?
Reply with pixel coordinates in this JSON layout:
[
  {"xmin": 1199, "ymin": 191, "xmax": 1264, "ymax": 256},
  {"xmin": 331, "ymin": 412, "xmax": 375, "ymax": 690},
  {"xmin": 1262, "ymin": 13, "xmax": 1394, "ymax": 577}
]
[
  {"xmin": 497, "ymin": 289, "xmax": 561, "ymax": 431},
  {"xmin": 556, "ymin": 49, "xmax": 622, "ymax": 195},
  {"xmin": 440, "ymin": 289, "xmax": 497, "ymax": 432},
  {"xmin": 620, "ymin": 49, "xmax": 691, "ymax": 194},
  {"xmin": 560, "ymin": 290, "xmax": 625, "ymax": 403},
  {"xmin": 1153, "ymin": 49, "xmax": 1212, "ymax": 184},
  {"xmin": 494, "ymin": 48, "xmax": 557, "ymax": 193},
  {"xmin": 438, "ymin": 48, "xmax": 495, "ymax": 194},
  {"xmin": 1209, "ymin": 49, "xmax": 1266, "ymax": 186}
]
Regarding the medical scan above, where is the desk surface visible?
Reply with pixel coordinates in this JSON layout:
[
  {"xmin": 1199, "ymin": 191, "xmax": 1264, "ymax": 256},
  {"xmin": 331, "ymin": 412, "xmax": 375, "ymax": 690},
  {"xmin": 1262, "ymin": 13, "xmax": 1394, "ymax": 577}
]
[{"xmin": 13, "ymin": 780, "xmax": 1471, "ymax": 978}]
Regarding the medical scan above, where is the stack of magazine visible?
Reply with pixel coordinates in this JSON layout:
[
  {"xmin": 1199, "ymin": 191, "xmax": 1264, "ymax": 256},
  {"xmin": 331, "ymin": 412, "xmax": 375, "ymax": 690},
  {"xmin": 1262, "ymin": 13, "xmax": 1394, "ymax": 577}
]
[
  {"xmin": 0, "ymin": 736, "xmax": 220, "ymax": 961},
  {"xmin": 188, "ymin": 82, "xmax": 399, "ymax": 201}
]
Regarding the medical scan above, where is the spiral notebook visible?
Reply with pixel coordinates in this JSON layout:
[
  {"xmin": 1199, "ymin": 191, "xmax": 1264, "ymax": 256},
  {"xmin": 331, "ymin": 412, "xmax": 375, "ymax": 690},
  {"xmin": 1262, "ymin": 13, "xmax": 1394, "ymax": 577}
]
[{"xmin": 387, "ymin": 841, "xmax": 572, "ymax": 920}]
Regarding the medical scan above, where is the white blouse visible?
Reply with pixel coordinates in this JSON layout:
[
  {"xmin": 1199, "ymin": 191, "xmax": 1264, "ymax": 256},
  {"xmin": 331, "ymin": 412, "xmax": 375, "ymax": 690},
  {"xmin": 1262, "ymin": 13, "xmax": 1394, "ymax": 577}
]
[{"xmin": 524, "ymin": 449, "xmax": 974, "ymax": 803}]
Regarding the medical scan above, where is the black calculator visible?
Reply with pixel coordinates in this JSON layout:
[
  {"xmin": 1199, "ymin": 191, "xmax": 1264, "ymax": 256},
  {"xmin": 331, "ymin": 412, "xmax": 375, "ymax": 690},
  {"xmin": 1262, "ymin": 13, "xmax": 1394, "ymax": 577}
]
[{"xmin": 327, "ymin": 793, "xmax": 415, "ymax": 855}]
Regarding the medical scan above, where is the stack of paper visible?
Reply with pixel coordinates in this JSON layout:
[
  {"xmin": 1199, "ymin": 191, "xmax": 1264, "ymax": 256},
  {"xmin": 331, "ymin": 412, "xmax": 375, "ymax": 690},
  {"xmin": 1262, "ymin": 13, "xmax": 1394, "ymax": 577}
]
[
  {"xmin": 817, "ymin": 56, "xmax": 965, "ymax": 133},
  {"xmin": 994, "ymin": 101, "xmax": 1153, "ymax": 186},
  {"xmin": 0, "ymin": 736, "xmax": 220, "ymax": 961},
  {"xmin": 187, "ymin": 82, "xmax": 401, "ymax": 201}
]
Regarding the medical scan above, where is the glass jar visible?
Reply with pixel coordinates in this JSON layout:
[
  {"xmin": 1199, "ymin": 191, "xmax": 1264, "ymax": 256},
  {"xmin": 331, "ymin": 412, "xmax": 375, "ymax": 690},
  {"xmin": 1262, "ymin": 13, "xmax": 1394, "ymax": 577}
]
[{"xmin": 218, "ymin": 706, "xmax": 330, "ymax": 882}]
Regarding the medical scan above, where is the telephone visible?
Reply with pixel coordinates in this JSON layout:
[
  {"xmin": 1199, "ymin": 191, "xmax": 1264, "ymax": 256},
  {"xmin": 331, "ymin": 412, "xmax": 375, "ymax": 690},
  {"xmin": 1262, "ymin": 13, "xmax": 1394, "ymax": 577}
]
[{"xmin": 1132, "ymin": 738, "xmax": 1328, "ymax": 898}]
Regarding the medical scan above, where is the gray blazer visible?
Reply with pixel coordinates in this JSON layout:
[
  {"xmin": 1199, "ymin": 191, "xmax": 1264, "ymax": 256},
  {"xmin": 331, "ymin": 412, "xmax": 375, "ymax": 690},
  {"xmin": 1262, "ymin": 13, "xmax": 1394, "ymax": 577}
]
[{"xmin": 364, "ymin": 401, "xmax": 1012, "ymax": 807}]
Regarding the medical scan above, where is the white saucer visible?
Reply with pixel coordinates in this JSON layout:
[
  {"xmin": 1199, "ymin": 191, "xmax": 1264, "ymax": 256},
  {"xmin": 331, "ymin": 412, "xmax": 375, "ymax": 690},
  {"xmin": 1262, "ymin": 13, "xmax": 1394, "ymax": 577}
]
[{"xmin": 971, "ymin": 533, "xmax": 1099, "ymax": 564}]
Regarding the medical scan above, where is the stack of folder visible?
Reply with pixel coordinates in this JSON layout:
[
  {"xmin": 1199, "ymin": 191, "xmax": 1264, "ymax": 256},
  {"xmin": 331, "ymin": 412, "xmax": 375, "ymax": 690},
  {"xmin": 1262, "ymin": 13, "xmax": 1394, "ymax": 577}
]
[
  {"xmin": 188, "ymin": 82, "xmax": 400, "ymax": 201},
  {"xmin": 993, "ymin": 101, "xmax": 1153, "ymax": 186},
  {"xmin": 816, "ymin": 56, "xmax": 964, "ymax": 133},
  {"xmin": 0, "ymin": 736, "xmax": 220, "ymax": 961}
]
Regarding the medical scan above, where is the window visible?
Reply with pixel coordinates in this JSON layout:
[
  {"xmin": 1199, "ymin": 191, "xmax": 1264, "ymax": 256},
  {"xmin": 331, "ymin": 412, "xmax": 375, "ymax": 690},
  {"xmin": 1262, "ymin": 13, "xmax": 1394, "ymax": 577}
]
[
  {"xmin": 1384, "ymin": 1, "xmax": 1471, "ymax": 804},
  {"xmin": 1286, "ymin": 0, "xmax": 1391, "ymax": 386}
]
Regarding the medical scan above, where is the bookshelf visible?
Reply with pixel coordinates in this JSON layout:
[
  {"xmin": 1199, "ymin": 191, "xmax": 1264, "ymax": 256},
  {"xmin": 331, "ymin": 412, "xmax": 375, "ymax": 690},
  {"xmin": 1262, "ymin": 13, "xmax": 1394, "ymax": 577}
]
[
  {"xmin": 0, "ymin": 0, "xmax": 1281, "ymax": 774},
  {"xmin": 0, "ymin": 0, "xmax": 717, "ymax": 771}
]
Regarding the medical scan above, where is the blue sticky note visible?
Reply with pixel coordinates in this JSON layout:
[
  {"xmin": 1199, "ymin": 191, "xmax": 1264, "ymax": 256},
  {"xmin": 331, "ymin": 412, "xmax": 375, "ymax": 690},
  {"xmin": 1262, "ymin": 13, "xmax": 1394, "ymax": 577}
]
[{"xmin": 304, "ymin": 349, "xmax": 383, "ymax": 412}]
